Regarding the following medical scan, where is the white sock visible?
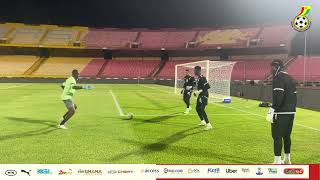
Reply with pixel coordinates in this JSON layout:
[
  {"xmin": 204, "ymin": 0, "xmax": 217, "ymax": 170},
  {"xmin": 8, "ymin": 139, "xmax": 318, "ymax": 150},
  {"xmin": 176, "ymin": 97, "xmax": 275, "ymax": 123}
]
[
  {"xmin": 284, "ymin": 153, "xmax": 291, "ymax": 162},
  {"xmin": 274, "ymin": 156, "xmax": 281, "ymax": 164}
]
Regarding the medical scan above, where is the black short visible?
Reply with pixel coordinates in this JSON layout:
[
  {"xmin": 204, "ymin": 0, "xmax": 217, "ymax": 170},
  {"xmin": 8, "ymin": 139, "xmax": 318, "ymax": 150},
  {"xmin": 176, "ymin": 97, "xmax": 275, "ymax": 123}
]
[
  {"xmin": 272, "ymin": 114, "xmax": 294, "ymax": 138},
  {"xmin": 197, "ymin": 95, "xmax": 208, "ymax": 106}
]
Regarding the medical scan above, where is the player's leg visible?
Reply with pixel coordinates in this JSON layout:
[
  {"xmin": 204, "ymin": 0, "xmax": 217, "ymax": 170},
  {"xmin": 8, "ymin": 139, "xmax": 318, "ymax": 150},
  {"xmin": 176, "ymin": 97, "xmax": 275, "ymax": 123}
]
[
  {"xmin": 58, "ymin": 100, "xmax": 76, "ymax": 129},
  {"xmin": 283, "ymin": 114, "xmax": 294, "ymax": 164},
  {"xmin": 201, "ymin": 97, "xmax": 212, "ymax": 130},
  {"xmin": 184, "ymin": 91, "xmax": 191, "ymax": 113},
  {"xmin": 271, "ymin": 117, "xmax": 283, "ymax": 164},
  {"xmin": 196, "ymin": 96, "xmax": 206, "ymax": 126}
]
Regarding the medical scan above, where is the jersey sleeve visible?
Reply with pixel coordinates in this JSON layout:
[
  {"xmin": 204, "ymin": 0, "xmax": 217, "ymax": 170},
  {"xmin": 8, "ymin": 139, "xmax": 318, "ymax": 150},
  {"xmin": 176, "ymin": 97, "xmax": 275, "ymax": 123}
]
[{"xmin": 272, "ymin": 76, "xmax": 285, "ymax": 111}]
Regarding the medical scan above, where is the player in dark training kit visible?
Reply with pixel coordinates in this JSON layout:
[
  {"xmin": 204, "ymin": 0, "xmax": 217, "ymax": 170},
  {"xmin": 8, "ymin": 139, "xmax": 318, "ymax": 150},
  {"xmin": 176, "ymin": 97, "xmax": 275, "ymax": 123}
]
[
  {"xmin": 267, "ymin": 59, "xmax": 297, "ymax": 164},
  {"xmin": 193, "ymin": 66, "xmax": 212, "ymax": 130},
  {"xmin": 181, "ymin": 69, "xmax": 195, "ymax": 114}
]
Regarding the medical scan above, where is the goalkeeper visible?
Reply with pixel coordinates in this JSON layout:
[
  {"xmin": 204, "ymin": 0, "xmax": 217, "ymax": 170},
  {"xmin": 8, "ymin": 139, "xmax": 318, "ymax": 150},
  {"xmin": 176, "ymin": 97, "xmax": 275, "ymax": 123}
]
[
  {"xmin": 58, "ymin": 69, "xmax": 92, "ymax": 129},
  {"xmin": 193, "ymin": 66, "xmax": 212, "ymax": 130},
  {"xmin": 181, "ymin": 69, "xmax": 195, "ymax": 114},
  {"xmin": 267, "ymin": 60, "xmax": 297, "ymax": 164}
]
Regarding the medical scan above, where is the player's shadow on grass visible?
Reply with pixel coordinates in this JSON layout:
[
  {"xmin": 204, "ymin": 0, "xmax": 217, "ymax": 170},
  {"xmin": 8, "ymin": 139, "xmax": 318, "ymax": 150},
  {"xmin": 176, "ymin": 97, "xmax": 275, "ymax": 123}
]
[
  {"xmin": 5, "ymin": 117, "xmax": 57, "ymax": 128},
  {"xmin": 133, "ymin": 112, "xmax": 182, "ymax": 125},
  {"xmin": 0, "ymin": 117, "xmax": 58, "ymax": 141},
  {"xmin": 108, "ymin": 126, "xmax": 263, "ymax": 164},
  {"xmin": 108, "ymin": 126, "xmax": 202, "ymax": 161}
]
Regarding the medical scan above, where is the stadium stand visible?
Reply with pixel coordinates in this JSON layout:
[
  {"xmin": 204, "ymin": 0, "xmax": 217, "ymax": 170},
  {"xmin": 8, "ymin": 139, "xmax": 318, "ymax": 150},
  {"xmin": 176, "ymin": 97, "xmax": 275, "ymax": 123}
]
[
  {"xmin": 0, "ymin": 56, "xmax": 39, "ymax": 76},
  {"xmin": 32, "ymin": 57, "xmax": 91, "ymax": 77},
  {"xmin": 196, "ymin": 27, "xmax": 260, "ymax": 48},
  {"xmin": 157, "ymin": 60, "xmax": 196, "ymax": 79},
  {"xmin": 258, "ymin": 25, "xmax": 292, "ymax": 47},
  {"xmin": 137, "ymin": 31, "xmax": 168, "ymax": 49},
  {"xmin": 85, "ymin": 29, "xmax": 138, "ymax": 48},
  {"xmin": 10, "ymin": 27, "xmax": 45, "ymax": 45},
  {"xmin": 0, "ymin": 26, "xmax": 10, "ymax": 38},
  {"xmin": 100, "ymin": 59, "xmax": 160, "ymax": 78},
  {"xmin": 286, "ymin": 56, "xmax": 320, "ymax": 82},
  {"xmin": 231, "ymin": 59, "xmax": 274, "ymax": 81},
  {"xmin": 41, "ymin": 29, "xmax": 78, "ymax": 46},
  {"xmin": 163, "ymin": 31, "xmax": 197, "ymax": 48},
  {"xmin": 80, "ymin": 59, "xmax": 106, "ymax": 77}
]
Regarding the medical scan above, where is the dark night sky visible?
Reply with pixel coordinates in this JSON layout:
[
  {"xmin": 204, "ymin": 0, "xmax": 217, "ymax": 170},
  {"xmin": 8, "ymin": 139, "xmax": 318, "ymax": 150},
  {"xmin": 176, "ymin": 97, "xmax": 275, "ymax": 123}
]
[{"xmin": 0, "ymin": 0, "xmax": 317, "ymax": 28}]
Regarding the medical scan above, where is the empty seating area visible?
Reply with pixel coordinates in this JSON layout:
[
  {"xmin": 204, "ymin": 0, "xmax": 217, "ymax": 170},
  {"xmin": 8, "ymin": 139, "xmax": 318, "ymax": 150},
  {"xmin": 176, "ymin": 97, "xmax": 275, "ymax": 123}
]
[
  {"xmin": 286, "ymin": 56, "xmax": 320, "ymax": 82},
  {"xmin": 0, "ymin": 26, "xmax": 10, "ymax": 38},
  {"xmin": 137, "ymin": 31, "xmax": 168, "ymax": 49},
  {"xmin": 32, "ymin": 57, "xmax": 91, "ymax": 77},
  {"xmin": 85, "ymin": 29, "xmax": 138, "ymax": 49},
  {"xmin": 163, "ymin": 31, "xmax": 196, "ymax": 48},
  {"xmin": 80, "ymin": 59, "xmax": 106, "ymax": 77},
  {"xmin": 100, "ymin": 60, "xmax": 160, "ymax": 78},
  {"xmin": 0, "ymin": 56, "xmax": 38, "ymax": 76},
  {"xmin": 42, "ymin": 29, "xmax": 78, "ymax": 46},
  {"xmin": 10, "ymin": 27, "xmax": 45, "ymax": 44},
  {"xmin": 258, "ymin": 25, "xmax": 292, "ymax": 47},
  {"xmin": 231, "ymin": 59, "xmax": 273, "ymax": 81},
  {"xmin": 196, "ymin": 28, "xmax": 260, "ymax": 48},
  {"xmin": 157, "ymin": 60, "xmax": 196, "ymax": 79}
]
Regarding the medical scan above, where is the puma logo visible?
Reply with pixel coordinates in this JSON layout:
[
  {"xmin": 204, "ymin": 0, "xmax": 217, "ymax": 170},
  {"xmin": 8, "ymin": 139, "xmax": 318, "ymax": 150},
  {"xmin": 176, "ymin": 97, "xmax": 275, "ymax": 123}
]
[{"xmin": 21, "ymin": 170, "xmax": 31, "ymax": 176}]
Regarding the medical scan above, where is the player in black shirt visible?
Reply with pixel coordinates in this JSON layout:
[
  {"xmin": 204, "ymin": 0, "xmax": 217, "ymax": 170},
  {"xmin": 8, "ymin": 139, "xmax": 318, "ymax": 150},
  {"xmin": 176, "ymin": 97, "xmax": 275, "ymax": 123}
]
[
  {"xmin": 181, "ymin": 69, "xmax": 195, "ymax": 114},
  {"xmin": 193, "ymin": 66, "xmax": 212, "ymax": 130},
  {"xmin": 267, "ymin": 59, "xmax": 297, "ymax": 164}
]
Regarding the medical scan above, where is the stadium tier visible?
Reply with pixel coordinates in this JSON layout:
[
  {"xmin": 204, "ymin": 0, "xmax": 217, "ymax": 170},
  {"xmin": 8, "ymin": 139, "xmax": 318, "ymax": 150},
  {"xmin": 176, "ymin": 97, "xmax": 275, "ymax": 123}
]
[
  {"xmin": 9, "ymin": 26, "xmax": 46, "ymax": 45},
  {"xmin": 196, "ymin": 27, "xmax": 260, "ymax": 48},
  {"xmin": 0, "ymin": 26, "xmax": 10, "ymax": 38},
  {"xmin": 41, "ymin": 29, "xmax": 79, "ymax": 46},
  {"xmin": 99, "ymin": 59, "xmax": 160, "ymax": 78},
  {"xmin": 286, "ymin": 56, "xmax": 320, "ymax": 82},
  {"xmin": 231, "ymin": 59, "xmax": 273, "ymax": 81},
  {"xmin": 157, "ymin": 60, "xmax": 196, "ymax": 79},
  {"xmin": 80, "ymin": 59, "xmax": 106, "ymax": 77},
  {"xmin": 258, "ymin": 25, "xmax": 293, "ymax": 47},
  {"xmin": 0, "ymin": 55, "xmax": 39, "ymax": 76},
  {"xmin": 163, "ymin": 31, "xmax": 197, "ymax": 48},
  {"xmin": 137, "ymin": 31, "xmax": 168, "ymax": 49},
  {"xmin": 85, "ymin": 29, "xmax": 138, "ymax": 49},
  {"xmin": 32, "ymin": 57, "xmax": 91, "ymax": 77}
]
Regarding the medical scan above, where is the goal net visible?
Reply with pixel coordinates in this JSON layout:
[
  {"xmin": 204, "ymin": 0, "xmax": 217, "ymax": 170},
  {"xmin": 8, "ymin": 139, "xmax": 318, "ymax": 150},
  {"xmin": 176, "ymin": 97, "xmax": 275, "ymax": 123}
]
[{"xmin": 174, "ymin": 60, "xmax": 236, "ymax": 102}]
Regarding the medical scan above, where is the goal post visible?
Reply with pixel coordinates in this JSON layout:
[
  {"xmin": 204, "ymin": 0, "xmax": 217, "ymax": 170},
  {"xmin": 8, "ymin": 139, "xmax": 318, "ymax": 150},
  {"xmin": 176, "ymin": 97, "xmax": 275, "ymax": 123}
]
[{"xmin": 175, "ymin": 60, "xmax": 236, "ymax": 102}]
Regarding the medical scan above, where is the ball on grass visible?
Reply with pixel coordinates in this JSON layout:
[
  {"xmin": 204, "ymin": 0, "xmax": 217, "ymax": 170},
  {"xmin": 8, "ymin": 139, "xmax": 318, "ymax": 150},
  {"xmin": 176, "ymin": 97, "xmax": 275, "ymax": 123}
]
[{"xmin": 124, "ymin": 112, "xmax": 134, "ymax": 120}]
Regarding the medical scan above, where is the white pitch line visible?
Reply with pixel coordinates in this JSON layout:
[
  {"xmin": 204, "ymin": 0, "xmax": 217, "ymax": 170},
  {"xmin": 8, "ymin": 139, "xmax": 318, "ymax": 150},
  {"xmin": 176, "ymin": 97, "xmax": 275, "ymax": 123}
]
[
  {"xmin": 109, "ymin": 90, "xmax": 124, "ymax": 116},
  {"xmin": 134, "ymin": 113, "xmax": 257, "ymax": 117},
  {"xmin": 0, "ymin": 85, "xmax": 28, "ymax": 90}
]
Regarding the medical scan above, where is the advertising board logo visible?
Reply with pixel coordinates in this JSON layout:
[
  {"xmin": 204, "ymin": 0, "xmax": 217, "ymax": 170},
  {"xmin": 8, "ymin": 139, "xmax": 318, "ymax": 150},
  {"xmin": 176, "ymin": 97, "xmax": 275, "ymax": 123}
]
[
  {"xmin": 241, "ymin": 168, "xmax": 250, "ymax": 173},
  {"xmin": 163, "ymin": 168, "xmax": 183, "ymax": 174},
  {"xmin": 207, "ymin": 168, "xmax": 220, "ymax": 173},
  {"xmin": 21, "ymin": 170, "xmax": 31, "ymax": 176},
  {"xmin": 268, "ymin": 168, "xmax": 278, "ymax": 174},
  {"xmin": 78, "ymin": 169, "xmax": 103, "ymax": 175},
  {"xmin": 58, "ymin": 169, "xmax": 72, "ymax": 175},
  {"xmin": 188, "ymin": 168, "xmax": 200, "ymax": 174},
  {"xmin": 37, "ymin": 169, "xmax": 52, "ymax": 175},
  {"xmin": 256, "ymin": 167, "xmax": 263, "ymax": 175},
  {"xmin": 226, "ymin": 168, "xmax": 237, "ymax": 173},
  {"xmin": 141, "ymin": 169, "xmax": 160, "ymax": 173},
  {"xmin": 5, "ymin": 170, "xmax": 17, "ymax": 176},
  {"xmin": 107, "ymin": 170, "xmax": 117, "ymax": 174},
  {"xmin": 284, "ymin": 168, "xmax": 304, "ymax": 175},
  {"xmin": 117, "ymin": 170, "xmax": 134, "ymax": 174}
]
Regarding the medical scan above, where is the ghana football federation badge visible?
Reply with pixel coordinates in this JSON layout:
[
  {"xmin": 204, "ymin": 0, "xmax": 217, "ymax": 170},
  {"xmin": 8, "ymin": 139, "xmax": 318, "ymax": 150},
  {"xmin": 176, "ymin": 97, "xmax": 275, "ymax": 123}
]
[{"xmin": 292, "ymin": 6, "xmax": 311, "ymax": 32}]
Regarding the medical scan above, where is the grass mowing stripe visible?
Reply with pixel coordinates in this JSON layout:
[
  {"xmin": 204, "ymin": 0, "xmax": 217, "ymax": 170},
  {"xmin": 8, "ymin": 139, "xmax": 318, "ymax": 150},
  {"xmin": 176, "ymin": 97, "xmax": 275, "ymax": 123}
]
[{"xmin": 110, "ymin": 90, "xmax": 124, "ymax": 116}]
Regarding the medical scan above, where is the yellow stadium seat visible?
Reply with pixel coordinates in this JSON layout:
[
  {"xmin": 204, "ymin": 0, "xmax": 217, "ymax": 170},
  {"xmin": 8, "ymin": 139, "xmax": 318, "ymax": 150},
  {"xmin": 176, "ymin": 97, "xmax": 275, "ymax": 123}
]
[
  {"xmin": 32, "ymin": 57, "xmax": 91, "ymax": 77},
  {"xmin": 0, "ymin": 56, "xmax": 38, "ymax": 76}
]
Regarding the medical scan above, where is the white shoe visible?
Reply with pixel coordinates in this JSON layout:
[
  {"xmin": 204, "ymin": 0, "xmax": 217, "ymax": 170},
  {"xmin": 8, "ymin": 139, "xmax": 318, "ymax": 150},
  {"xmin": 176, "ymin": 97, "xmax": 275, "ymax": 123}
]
[
  {"xmin": 57, "ymin": 125, "xmax": 68, "ymax": 129},
  {"xmin": 198, "ymin": 120, "xmax": 206, "ymax": 126},
  {"xmin": 184, "ymin": 108, "xmax": 191, "ymax": 114},
  {"xmin": 272, "ymin": 156, "xmax": 282, "ymax": 164},
  {"xmin": 204, "ymin": 123, "xmax": 213, "ymax": 130},
  {"xmin": 283, "ymin": 160, "xmax": 292, "ymax": 164}
]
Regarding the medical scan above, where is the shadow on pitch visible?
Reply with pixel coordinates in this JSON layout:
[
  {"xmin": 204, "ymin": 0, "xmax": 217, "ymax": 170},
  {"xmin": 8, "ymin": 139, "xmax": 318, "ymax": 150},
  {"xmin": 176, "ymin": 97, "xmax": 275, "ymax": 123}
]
[
  {"xmin": 132, "ymin": 112, "xmax": 182, "ymax": 125},
  {"xmin": 108, "ymin": 126, "xmax": 202, "ymax": 161},
  {"xmin": 0, "ymin": 117, "xmax": 58, "ymax": 141},
  {"xmin": 108, "ymin": 126, "xmax": 264, "ymax": 164}
]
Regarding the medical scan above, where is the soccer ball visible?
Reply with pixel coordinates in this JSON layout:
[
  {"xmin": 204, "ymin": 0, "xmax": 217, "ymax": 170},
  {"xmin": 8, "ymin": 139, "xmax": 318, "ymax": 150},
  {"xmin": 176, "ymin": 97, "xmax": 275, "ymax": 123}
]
[
  {"xmin": 294, "ymin": 16, "xmax": 309, "ymax": 31},
  {"xmin": 124, "ymin": 112, "xmax": 134, "ymax": 120}
]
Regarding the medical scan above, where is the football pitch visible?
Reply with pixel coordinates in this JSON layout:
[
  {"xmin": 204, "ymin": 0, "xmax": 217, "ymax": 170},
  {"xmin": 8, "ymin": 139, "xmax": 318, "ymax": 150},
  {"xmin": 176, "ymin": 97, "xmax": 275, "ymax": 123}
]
[{"xmin": 0, "ymin": 83, "xmax": 319, "ymax": 164}]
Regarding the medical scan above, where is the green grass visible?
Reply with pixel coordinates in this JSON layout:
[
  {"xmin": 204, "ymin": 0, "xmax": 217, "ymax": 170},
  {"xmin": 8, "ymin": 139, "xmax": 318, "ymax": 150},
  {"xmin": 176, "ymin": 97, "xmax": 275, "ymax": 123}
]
[{"xmin": 0, "ymin": 83, "xmax": 319, "ymax": 164}]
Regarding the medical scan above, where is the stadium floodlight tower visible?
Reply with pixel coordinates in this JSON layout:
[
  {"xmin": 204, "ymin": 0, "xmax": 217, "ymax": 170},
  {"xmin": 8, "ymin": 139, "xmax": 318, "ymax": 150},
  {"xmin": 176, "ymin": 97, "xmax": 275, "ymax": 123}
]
[{"xmin": 175, "ymin": 60, "xmax": 236, "ymax": 102}]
